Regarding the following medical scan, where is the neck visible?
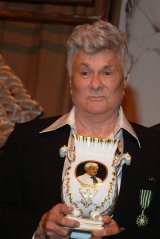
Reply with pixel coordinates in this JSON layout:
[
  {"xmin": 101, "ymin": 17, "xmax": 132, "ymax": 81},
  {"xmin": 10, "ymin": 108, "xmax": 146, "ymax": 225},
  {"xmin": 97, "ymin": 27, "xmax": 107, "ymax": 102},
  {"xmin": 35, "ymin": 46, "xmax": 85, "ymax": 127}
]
[{"xmin": 75, "ymin": 110, "xmax": 119, "ymax": 138}]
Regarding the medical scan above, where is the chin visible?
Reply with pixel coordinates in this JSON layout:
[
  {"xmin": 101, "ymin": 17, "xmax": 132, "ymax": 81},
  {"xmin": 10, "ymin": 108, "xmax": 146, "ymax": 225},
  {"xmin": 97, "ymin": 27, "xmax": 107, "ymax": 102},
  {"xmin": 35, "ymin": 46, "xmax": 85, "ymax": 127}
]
[{"xmin": 86, "ymin": 108, "xmax": 108, "ymax": 115}]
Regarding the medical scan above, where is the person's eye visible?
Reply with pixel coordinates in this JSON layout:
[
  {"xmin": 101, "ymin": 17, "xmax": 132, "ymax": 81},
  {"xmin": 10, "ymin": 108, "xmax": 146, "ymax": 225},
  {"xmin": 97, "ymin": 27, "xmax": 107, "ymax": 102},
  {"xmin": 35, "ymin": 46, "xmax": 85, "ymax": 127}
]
[
  {"xmin": 80, "ymin": 71, "xmax": 90, "ymax": 78},
  {"xmin": 102, "ymin": 69, "xmax": 115, "ymax": 77}
]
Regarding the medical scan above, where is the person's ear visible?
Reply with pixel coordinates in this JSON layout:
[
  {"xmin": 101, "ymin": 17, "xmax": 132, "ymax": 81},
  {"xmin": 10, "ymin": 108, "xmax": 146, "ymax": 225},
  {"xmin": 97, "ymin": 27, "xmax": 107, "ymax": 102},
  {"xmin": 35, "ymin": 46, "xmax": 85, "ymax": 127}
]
[
  {"xmin": 124, "ymin": 78, "xmax": 127, "ymax": 89},
  {"xmin": 123, "ymin": 75, "xmax": 129, "ymax": 96},
  {"xmin": 126, "ymin": 73, "xmax": 130, "ymax": 82},
  {"xmin": 69, "ymin": 78, "xmax": 72, "ymax": 94}
]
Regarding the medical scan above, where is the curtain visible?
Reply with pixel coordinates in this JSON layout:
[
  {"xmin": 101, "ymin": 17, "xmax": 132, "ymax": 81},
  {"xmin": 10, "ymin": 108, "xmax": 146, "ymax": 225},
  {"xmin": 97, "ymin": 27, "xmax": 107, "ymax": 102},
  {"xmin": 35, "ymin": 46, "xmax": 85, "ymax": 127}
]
[{"xmin": 0, "ymin": 0, "xmax": 121, "ymax": 118}]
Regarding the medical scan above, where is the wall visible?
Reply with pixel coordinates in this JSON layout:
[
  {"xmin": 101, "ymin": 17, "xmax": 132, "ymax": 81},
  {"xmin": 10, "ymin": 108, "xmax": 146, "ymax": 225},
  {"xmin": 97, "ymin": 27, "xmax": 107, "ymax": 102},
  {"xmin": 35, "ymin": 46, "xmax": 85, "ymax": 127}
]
[{"xmin": 119, "ymin": 0, "xmax": 160, "ymax": 127}]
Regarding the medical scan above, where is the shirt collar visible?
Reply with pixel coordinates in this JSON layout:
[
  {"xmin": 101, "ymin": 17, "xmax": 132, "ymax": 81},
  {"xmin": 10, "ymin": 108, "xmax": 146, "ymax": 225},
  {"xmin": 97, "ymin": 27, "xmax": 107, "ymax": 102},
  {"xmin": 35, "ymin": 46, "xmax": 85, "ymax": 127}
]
[
  {"xmin": 40, "ymin": 106, "xmax": 140, "ymax": 147},
  {"xmin": 40, "ymin": 107, "xmax": 76, "ymax": 133},
  {"xmin": 114, "ymin": 107, "xmax": 141, "ymax": 147}
]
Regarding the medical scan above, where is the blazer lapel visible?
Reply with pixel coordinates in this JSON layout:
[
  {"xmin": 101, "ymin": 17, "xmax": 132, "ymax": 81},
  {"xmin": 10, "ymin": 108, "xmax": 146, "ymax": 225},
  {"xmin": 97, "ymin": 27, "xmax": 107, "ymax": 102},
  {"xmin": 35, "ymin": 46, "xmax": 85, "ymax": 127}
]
[
  {"xmin": 113, "ymin": 130, "xmax": 144, "ymax": 227},
  {"xmin": 113, "ymin": 127, "xmax": 160, "ymax": 228},
  {"xmin": 39, "ymin": 125, "xmax": 70, "ymax": 211}
]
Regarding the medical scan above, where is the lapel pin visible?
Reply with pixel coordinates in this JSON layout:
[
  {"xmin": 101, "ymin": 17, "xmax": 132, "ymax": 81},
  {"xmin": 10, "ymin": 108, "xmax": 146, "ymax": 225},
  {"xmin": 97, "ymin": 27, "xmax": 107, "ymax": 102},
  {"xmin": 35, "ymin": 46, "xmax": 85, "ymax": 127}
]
[{"xmin": 149, "ymin": 177, "xmax": 156, "ymax": 182}]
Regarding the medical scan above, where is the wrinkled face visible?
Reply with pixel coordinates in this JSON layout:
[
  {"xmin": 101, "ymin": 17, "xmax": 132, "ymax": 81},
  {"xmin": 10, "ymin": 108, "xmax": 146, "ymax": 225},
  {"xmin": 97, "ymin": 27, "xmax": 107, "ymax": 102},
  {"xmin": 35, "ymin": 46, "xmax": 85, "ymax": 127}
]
[
  {"xmin": 70, "ymin": 49, "xmax": 127, "ymax": 117},
  {"xmin": 85, "ymin": 166, "xmax": 98, "ymax": 176}
]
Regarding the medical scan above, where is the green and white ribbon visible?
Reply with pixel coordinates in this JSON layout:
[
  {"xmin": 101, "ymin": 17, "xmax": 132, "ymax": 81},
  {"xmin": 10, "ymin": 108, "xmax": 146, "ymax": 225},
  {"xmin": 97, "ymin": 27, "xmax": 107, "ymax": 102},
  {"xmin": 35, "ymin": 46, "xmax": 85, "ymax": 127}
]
[
  {"xmin": 140, "ymin": 189, "xmax": 152, "ymax": 209},
  {"xmin": 136, "ymin": 189, "xmax": 153, "ymax": 227}
]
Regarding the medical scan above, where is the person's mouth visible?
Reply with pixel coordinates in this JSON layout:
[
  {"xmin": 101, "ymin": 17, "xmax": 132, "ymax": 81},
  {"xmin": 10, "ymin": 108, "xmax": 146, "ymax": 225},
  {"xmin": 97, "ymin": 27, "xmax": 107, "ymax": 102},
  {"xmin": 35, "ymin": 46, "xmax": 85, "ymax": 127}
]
[{"xmin": 88, "ymin": 96, "xmax": 105, "ymax": 101}]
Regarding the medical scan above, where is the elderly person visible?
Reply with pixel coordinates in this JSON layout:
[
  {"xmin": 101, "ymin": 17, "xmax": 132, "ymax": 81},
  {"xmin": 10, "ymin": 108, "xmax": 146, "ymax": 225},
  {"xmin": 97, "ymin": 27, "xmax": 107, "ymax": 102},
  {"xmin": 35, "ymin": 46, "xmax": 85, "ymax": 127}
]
[
  {"xmin": 77, "ymin": 162, "xmax": 102, "ymax": 185},
  {"xmin": 0, "ymin": 21, "xmax": 160, "ymax": 239}
]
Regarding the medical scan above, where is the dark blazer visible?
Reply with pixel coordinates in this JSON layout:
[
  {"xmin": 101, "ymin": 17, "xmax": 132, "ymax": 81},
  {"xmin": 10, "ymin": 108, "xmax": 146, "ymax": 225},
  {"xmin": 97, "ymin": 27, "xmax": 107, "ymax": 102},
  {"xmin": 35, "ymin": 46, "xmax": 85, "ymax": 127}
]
[
  {"xmin": 0, "ymin": 117, "xmax": 160, "ymax": 239},
  {"xmin": 150, "ymin": 123, "xmax": 160, "ymax": 131}
]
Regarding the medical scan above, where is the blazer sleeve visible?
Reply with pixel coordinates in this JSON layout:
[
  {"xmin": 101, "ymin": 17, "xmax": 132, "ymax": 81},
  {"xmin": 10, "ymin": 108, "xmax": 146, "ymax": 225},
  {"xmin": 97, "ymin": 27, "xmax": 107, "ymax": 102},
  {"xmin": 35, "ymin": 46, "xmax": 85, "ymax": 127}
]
[{"xmin": 0, "ymin": 123, "xmax": 43, "ymax": 239}]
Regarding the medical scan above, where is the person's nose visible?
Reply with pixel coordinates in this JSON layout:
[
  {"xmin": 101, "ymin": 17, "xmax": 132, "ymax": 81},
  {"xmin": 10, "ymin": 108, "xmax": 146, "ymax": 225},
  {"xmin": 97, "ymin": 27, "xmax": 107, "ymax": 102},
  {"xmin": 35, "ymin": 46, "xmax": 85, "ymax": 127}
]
[{"xmin": 90, "ymin": 74, "xmax": 102, "ymax": 90}]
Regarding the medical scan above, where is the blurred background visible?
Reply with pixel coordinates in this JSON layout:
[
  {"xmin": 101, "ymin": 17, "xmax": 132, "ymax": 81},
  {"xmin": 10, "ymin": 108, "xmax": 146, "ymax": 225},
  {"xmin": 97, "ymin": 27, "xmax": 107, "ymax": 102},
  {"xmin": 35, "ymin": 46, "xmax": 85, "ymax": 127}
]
[{"xmin": 0, "ymin": 0, "xmax": 159, "ymax": 147}]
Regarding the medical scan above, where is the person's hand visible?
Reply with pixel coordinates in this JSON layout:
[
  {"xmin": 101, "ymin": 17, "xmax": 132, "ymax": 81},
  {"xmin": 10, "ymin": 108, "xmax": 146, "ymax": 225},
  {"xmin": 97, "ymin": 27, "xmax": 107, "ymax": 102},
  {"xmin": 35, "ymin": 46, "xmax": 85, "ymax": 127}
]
[
  {"xmin": 35, "ymin": 203, "xmax": 80, "ymax": 239},
  {"xmin": 91, "ymin": 215, "xmax": 121, "ymax": 239}
]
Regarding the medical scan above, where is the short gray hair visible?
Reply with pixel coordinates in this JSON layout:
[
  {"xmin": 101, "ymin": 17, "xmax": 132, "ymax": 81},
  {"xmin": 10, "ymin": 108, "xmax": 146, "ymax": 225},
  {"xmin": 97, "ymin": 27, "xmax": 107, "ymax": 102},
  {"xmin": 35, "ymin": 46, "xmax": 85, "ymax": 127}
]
[
  {"xmin": 66, "ymin": 20, "xmax": 131, "ymax": 78},
  {"xmin": 84, "ymin": 162, "xmax": 98, "ymax": 170}
]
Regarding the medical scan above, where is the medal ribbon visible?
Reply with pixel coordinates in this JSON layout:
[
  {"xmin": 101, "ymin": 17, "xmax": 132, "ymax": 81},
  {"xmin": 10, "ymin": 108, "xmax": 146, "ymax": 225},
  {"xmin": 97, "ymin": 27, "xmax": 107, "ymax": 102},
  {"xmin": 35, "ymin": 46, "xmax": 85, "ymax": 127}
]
[
  {"xmin": 140, "ymin": 189, "xmax": 152, "ymax": 210},
  {"xmin": 136, "ymin": 189, "xmax": 153, "ymax": 227}
]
